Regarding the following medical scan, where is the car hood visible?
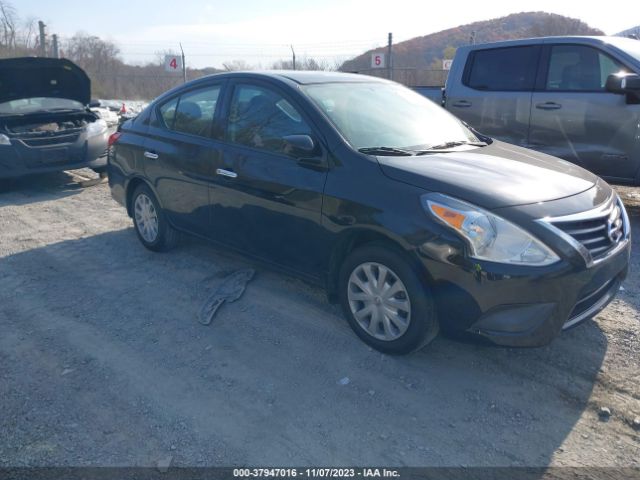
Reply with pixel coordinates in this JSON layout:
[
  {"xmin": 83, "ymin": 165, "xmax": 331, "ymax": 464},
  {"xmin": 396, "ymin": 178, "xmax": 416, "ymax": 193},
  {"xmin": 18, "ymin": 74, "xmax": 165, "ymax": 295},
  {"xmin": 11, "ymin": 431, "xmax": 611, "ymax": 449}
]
[
  {"xmin": 0, "ymin": 57, "xmax": 90, "ymax": 105},
  {"xmin": 376, "ymin": 141, "xmax": 598, "ymax": 209}
]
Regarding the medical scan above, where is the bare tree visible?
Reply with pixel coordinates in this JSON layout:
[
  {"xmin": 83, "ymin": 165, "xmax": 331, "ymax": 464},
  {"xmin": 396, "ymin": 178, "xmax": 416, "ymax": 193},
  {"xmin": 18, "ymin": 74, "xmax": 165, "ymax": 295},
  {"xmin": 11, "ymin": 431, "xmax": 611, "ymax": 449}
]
[
  {"xmin": 222, "ymin": 59, "xmax": 253, "ymax": 71},
  {"xmin": 19, "ymin": 15, "xmax": 37, "ymax": 49},
  {"xmin": 271, "ymin": 56, "xmax": 339, "ymax": 71},
  {"xmin": 0, "ymin": 0, "xmax": 17, "ymax": 50}
]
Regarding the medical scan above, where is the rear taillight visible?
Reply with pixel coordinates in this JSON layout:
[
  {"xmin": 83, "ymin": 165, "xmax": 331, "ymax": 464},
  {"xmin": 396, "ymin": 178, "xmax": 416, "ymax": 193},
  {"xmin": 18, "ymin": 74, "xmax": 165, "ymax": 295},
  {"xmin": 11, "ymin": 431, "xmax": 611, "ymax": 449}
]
[{"xmin": 108, "ymin": 132, "xmax": 122, "ymax": 147}]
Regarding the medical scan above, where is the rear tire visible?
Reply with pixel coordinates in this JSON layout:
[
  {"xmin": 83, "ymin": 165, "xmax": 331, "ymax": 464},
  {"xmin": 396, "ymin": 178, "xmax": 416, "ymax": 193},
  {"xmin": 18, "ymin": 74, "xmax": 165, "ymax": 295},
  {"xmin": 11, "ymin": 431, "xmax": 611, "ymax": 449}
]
[
  {"xmin": 131, "ymin": 184, "xmax": 178, "ymax": 252},
  {"xmin": 338, "ymin": 244, "xmax": 439, "ymax": 355}
]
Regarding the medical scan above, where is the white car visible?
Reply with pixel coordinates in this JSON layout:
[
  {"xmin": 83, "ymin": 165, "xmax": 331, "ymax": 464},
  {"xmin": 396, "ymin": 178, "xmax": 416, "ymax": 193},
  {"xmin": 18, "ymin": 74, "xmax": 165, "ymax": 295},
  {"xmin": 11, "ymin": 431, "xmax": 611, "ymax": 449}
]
[{"xmin": 89, "ymin": 101, "xmax": 120, "ymax": 127}]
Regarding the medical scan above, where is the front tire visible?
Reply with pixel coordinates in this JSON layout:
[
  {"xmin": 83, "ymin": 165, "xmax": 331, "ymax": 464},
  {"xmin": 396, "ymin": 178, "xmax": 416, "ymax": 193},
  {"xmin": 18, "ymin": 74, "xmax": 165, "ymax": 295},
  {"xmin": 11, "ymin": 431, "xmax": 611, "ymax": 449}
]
[
  {"xmin": 338, "ymin": 244, "xmax": 438, "ymax": 354},
  {"xmin": 131, "ymin": 184, "xmax": 178, "ymax": 252}
]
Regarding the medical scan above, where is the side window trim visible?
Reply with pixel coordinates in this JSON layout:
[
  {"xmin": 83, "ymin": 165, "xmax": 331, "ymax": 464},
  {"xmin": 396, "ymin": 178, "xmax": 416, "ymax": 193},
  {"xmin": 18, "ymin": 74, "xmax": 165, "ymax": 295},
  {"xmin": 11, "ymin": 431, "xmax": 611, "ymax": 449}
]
[
  {"xmin": 462, "ymin": 45, "xmax": 541, "ymax": 92},
  {"xmin": 540, "ymin": 43, "xmax": 632, "ymax": 93}
]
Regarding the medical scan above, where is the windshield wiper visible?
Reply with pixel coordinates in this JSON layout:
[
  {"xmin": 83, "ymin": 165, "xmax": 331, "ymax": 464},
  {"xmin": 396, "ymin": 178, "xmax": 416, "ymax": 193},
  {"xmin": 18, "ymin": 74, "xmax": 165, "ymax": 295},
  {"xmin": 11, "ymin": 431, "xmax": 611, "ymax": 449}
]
[
  {"xmin": 358, "ymin": 146, "xmax": 415, "ymax": 156},
  {"xmin": 416, "ymin": 140, "xmax": 488, "ymax": 153}
]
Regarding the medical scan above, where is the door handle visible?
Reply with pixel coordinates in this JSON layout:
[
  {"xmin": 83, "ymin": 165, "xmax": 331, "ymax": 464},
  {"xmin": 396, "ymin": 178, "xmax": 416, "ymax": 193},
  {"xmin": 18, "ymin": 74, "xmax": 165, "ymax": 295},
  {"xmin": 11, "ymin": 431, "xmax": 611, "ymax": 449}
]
[
  {"xmin": 144, "ymin": 151, "xmax": 159, "ymax": 160},
  {"xmin": 535, "ymin": 102, "xmax": 562, "ymax": 110},
  {"xmin": 451, "ymin": 100, "xmax": 472, "ymax": 108},
  {"xmin": 216, "ymin": 168, "xmax": 238, "ymax": 179}
]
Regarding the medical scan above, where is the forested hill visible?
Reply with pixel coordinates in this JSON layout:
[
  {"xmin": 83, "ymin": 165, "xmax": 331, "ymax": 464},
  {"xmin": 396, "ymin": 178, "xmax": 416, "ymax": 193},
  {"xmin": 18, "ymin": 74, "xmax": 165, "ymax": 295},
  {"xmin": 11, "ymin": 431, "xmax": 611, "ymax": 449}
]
[{"xmin": 340, "ymin": 12, "xmax": 604, "ymax": 72}]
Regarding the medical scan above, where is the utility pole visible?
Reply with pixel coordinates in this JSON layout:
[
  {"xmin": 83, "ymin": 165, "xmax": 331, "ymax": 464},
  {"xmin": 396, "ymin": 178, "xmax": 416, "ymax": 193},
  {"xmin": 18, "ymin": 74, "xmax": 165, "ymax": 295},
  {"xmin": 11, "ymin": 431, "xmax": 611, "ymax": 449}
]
[
  {"xmin": 470, "ymin": 31, "xmax": 476, "ymax": 45},
  {"xmin": 38, "ymin": 21, "xmax": 46, "ymax": 57},
  {"xmin": 291, "ymin": 45, "xmax": 296, "ymax": 71},
  {"xmin": 52, "ymin": 34, "xmax": 59, "ymax": 59},
  {"xmin": 387, "ymin": 32, "xmax": 393, "ymax": 80},
  {"xmin": 179, "ymin": 43, "xmax": 187, "ymax": 83}
]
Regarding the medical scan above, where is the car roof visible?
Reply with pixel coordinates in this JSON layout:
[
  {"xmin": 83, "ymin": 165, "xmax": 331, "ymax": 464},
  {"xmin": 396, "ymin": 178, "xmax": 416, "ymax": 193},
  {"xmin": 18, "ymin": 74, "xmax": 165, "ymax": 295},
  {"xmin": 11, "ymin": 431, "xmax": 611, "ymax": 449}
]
[
  {"xmin": 194, "ymin": 70, "xmax": 391, "ymax": 86},
  {"xmin": 151, "ymin": 70, "xmax": 392, "ymax": 106},
  {"xmin": 460, "ymin": 35, "xmax": 626, "ymax": 51}
]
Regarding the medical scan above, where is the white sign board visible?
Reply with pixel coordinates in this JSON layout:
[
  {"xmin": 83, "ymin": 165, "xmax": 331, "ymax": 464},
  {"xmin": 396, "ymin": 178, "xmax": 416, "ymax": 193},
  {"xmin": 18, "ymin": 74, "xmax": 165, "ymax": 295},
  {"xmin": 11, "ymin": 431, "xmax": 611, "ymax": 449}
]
[
  {"xmin": 165, "ymin": 54, "xmax": 183, "ymax": 73},
  {"xmin": 371, "ymin": 52, "xmax": 385, "ymax": 69},
  {"xmin": 442, "ymin": 59, "xmax": 453, "ymax": 70}
]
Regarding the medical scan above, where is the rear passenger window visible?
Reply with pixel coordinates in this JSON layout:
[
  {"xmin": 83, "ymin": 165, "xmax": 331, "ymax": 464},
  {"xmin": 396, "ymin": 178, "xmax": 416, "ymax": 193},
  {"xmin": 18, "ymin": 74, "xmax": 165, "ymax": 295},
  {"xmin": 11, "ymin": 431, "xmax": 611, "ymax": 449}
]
[
  {"xmin": 159, "ymin": 97, "xmax": 178, "ymax": 129},
  {"xmin": 173, "ymin": 86, "xmax": 221, "ymax": 137},
  {"xmin": 545, "ymin": 45, "xmax": 627, "ymax": 91},
  {"xmin": 466, "ymin": 46, "xmax": 539, "ymax": 91}
]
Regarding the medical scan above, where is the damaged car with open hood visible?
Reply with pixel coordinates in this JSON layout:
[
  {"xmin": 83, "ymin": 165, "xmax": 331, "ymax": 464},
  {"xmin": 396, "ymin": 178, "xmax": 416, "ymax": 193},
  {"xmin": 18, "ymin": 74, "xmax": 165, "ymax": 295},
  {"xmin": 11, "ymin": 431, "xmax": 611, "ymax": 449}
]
[{"xmin": 0, "ymin": 57, "xmax": 109, "ymax": 179}]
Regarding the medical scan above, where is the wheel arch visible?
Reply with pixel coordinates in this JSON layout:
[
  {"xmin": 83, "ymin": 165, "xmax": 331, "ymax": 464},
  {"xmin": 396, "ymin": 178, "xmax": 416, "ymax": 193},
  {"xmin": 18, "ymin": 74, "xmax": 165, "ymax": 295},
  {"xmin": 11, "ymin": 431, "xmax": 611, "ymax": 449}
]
[
  {"xmin": 125, "ymin": 176, "xmax": 159, "ymax": 218},
  {"xmin": 325, "ymin": 228, "xmax": 431, "ymax": 303}
]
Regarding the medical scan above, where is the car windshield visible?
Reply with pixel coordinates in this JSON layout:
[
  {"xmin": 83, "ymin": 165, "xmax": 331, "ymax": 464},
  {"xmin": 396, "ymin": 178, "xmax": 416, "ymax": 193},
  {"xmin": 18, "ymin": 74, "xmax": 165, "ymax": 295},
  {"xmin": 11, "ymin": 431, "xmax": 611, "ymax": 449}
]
[
  {"xmin": 301, "ymin": 82, "xmax": 479, "ymax": 152},
  {"xmin": 0, "ymin": 97, "xmax": 84, "ymax": 115}
]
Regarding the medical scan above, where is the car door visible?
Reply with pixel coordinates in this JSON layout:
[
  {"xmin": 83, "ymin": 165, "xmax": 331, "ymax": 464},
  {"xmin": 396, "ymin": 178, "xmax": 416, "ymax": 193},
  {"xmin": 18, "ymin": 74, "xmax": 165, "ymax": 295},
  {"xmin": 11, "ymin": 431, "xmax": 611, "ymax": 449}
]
[
  {"xmin": 209, "ymin": 81, "xmax": 329, "ymax": 276},
  {"xmin": 143, "ymin": 83, "xmax": 224, "ymax": 235},
  {"xmin": 445, "ymin": 45, "xmax": 540, "ymax": 146},
  {"xmin": 529, "ymin": 44, "xmax": 640, "ymax": 181}
]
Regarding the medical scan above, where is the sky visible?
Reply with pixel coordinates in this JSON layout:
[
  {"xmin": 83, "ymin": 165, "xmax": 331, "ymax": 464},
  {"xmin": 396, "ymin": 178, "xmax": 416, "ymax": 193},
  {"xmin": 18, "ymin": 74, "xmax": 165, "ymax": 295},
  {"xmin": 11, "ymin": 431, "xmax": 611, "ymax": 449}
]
[{"xmin": 14, "ymin": 0, "xmax": 640, "ymax": 69}]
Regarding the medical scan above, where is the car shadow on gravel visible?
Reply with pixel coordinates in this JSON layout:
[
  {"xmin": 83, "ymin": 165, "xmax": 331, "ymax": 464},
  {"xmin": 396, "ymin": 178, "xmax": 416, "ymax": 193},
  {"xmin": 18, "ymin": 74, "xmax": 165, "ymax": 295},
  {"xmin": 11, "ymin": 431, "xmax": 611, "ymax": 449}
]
[
  {"xmin": 0, "ymin": 228, "xmax": 609, "ymax": 468},
  {"xmin": 0, "ymin": 170, "xmax": 94, "ymax": 206}
]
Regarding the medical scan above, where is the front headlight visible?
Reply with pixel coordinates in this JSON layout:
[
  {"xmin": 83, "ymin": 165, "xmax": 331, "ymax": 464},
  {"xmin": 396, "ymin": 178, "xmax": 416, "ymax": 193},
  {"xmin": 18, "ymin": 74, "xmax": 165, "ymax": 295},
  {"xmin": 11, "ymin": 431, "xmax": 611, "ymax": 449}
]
[
  {"xmin": 86, "ymin": 119, "xmax": 108, "ymax": 137},
  {"xmin": 422, "ymin": 193, "xmax": 560, "ymax": 266},
  {"xmin": 0, "ymin": 133, "xmax": 11, "ymax": 145}
]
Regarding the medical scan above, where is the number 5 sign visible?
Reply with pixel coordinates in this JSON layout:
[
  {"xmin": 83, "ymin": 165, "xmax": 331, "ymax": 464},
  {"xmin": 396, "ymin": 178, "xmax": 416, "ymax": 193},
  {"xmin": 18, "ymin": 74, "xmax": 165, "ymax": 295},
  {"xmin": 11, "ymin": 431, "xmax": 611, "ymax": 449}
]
[
  {"xmin": 371, "ymin": 53, "xmax": 385, "ymax": 69},
  {"xmin": 164, "ymin": 54, "xmax": 183, "ymax": 73}
]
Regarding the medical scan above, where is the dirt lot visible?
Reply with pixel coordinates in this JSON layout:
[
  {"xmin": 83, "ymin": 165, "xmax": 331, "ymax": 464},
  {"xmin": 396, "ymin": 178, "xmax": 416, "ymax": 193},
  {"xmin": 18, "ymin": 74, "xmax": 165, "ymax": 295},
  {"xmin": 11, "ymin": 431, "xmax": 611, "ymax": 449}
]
[{"xmin": 0, "ymin": 170, "xmax": 639, "ymax": 468}]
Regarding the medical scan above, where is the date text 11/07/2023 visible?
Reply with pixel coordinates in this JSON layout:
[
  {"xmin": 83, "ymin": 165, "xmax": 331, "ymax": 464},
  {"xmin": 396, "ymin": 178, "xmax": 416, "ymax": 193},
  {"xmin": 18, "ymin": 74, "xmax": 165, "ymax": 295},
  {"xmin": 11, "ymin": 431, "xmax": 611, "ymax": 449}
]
[{"xmin": 233, "ymin": 468, "xmax": 401, "ymax": 478}]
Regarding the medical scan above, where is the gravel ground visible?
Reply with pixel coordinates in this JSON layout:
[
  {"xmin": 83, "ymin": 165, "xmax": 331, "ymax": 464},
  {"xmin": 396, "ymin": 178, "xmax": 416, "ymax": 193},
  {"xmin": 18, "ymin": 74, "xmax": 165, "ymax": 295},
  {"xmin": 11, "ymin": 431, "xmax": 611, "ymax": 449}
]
[{"xmin": 0, "ymin": 170, "xmax": 639, "ymax": 468}]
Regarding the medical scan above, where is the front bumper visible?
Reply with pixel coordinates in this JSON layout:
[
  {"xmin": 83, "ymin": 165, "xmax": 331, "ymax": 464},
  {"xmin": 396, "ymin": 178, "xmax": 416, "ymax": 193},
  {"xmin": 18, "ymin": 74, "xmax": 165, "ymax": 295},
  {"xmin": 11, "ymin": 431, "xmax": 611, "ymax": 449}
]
[
  {"xmin": 470, "ymin": 244, "xmax": 628, "ymax": 346},
  {"xmin": 0, "ymin": 130, "xmax": 108, "ymax": 179},
  {"xmin": 414, "ymin": 188, "xmax": 631, "ymax": 347},
  {"xmin": 421, "ymin": 238, "xmax": 630, "ymax": 347}
]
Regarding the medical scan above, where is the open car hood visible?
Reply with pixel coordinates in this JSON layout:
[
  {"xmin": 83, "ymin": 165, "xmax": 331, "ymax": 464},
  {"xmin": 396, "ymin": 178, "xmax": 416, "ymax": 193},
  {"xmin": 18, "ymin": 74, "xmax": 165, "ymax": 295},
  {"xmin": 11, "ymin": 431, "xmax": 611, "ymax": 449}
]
[{"xmin": 0, "ymin": 57, "xmax": 90, "ymax": 106}]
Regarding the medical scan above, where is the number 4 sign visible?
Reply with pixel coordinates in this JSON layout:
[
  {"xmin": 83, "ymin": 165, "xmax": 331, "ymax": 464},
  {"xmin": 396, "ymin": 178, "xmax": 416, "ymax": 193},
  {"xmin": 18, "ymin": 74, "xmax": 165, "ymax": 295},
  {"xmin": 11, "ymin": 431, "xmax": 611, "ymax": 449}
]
[
  {"xmin": 165, "ymin": 55, "xmax": 183, "ymax": 73},
  {"xmin": 371, "ymin": 53, "xmax": 385, "ymax": 69}
]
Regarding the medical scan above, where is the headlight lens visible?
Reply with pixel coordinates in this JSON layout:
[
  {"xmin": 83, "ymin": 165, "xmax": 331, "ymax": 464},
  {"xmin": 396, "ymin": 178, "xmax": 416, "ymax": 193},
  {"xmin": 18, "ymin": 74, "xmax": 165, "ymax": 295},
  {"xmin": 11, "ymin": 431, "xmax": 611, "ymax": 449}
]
[
  {"xmin": 86, "ymin": 119, "xmax": 108, "ymax": 137},
  {"xmin": 0, "ymin": 133, "xmax": 11, "ymax": 145},
  {"xmin": 422, "ymin": 193, "xmax": 559, "ymax": 266}
]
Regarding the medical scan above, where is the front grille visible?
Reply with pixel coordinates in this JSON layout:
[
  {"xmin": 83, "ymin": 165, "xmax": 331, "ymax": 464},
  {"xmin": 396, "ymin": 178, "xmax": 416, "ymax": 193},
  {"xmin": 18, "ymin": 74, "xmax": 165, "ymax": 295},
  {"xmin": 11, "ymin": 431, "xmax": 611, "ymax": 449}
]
[
  {"xmin": 21, "ymin": 133, "xmax": 81, "ymax": 147},
  {"xmin": 550, "ymin": 201, "xmax": 625, "ymax": 261}
]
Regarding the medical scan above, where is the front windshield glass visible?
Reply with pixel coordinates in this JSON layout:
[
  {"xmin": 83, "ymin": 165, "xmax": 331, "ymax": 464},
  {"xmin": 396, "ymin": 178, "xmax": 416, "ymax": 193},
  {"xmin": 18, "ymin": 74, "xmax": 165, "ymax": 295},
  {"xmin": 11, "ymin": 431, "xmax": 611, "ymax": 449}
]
[
  {"xmin": 0, "ymin": 97, "xmax": 84, "ymax": 115},
  {"xmin": 301, "ymin": 82, "xmax": 478, "ymax": 151}
]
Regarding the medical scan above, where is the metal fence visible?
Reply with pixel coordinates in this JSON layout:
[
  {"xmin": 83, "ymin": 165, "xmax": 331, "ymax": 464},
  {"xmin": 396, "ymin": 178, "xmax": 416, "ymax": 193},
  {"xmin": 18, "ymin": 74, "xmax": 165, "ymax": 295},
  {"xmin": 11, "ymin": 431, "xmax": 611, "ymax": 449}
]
[{"xmin": 350, "ymin": 68, "xmax": 449, "ymax": 87}]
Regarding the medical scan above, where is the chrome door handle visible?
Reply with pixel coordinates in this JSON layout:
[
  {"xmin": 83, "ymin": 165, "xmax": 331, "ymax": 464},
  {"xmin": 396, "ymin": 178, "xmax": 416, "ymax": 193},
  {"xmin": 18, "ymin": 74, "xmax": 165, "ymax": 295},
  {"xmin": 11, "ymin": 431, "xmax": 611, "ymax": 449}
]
[
  {"xmin": 451, "ymin": 100, "xmax": 472, "ymax": 108},
  {"xmin": 535, "ymin": 102, "xmax": 562, "ymax": 110},
  {"xmin": 144, "ymin": 151, "xmax": 159, "ymax": 160},
  {"xmin": 216, "ymin": 168, "xmax": 238, "ymax": 179}
]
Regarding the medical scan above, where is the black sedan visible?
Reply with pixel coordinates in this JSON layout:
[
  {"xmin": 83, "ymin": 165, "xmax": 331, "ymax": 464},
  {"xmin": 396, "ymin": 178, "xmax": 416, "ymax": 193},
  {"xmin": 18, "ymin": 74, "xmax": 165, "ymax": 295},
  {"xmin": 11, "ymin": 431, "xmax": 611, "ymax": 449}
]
[{"xmin": 108, "ymin": 71, "xmax": 631, "ymax": 354}]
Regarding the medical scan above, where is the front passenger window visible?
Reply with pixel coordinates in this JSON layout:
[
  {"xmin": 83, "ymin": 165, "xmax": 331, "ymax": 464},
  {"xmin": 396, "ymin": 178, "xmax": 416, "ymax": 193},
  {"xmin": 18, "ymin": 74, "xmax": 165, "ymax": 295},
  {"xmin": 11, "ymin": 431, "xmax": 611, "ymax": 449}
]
[
  {"xmin": 227, "ymin": 84, "xmax": 313, "ymax": 155},
  {"xmin": 546, "ymin": 45, "xmax": 627, "ymax": 91}
]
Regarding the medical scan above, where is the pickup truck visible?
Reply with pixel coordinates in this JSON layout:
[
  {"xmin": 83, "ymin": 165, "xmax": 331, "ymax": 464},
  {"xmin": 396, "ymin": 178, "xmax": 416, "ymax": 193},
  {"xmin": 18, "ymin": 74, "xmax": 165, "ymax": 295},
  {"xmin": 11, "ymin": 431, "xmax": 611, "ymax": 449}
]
[{"xmin": 415, "ymin": 36, "xmax": 640, "ymax": 184}]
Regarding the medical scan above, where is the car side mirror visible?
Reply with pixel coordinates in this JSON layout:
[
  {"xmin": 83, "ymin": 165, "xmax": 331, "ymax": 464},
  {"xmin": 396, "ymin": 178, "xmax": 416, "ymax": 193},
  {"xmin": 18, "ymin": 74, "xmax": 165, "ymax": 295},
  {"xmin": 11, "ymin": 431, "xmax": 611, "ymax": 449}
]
[
  {"xmin": 283, "ymin": 134, "xmax": 327, "ymax": 171},
  {"xmin": 89, "ymin": 99, "xmax": 101, "ymax": 108},
  {"xmin": 605, "ymin": 73, "xmax": 640, "ymax": 94},
  {"xmin": 283, "ymin": 134, "xmax": 317, "ymax": 157}
]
